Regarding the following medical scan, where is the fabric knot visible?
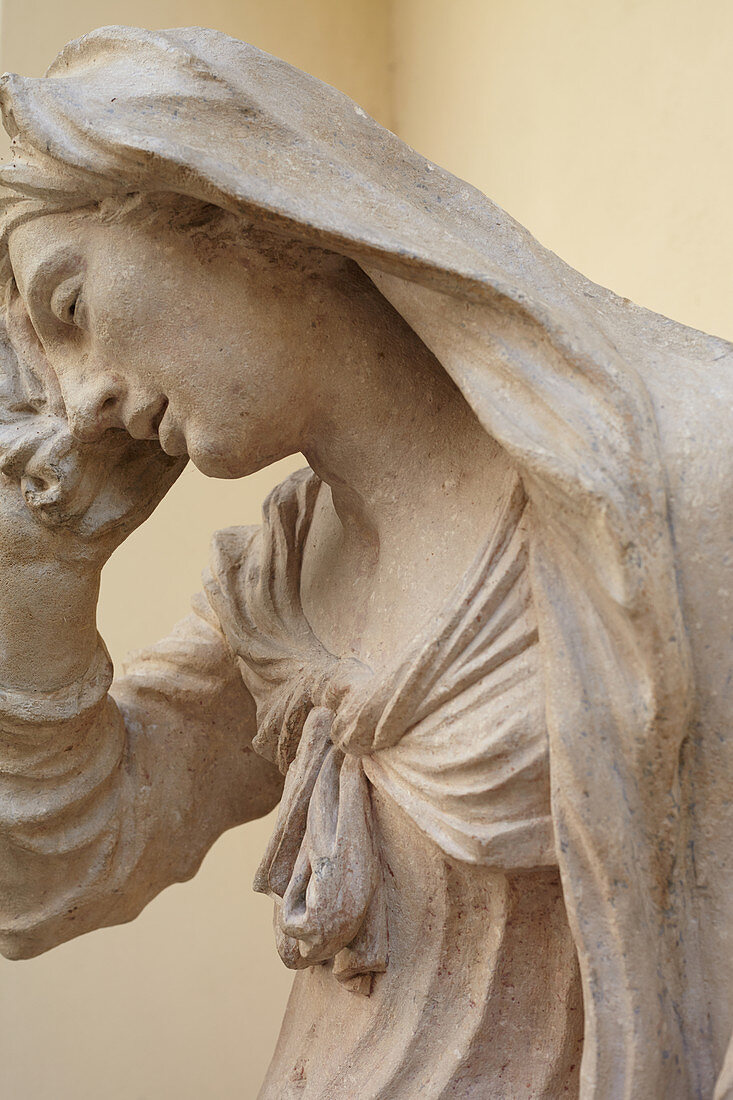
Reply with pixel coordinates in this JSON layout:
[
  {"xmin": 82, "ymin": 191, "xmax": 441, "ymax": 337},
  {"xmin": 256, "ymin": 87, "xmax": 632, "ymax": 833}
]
[
  {"xmin": 254, "ymin": 655, "xmax": 373, "ymax": 776},
  {"xmin": 253, "ymin": 706, "xmax": 388, "ymax": 995}
]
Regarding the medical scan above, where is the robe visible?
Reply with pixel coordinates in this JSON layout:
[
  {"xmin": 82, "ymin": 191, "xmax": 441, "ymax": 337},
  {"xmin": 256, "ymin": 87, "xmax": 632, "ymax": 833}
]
[{"xmin": 0, "ymin": 466, "xmax": 584, "ymax": 1095}]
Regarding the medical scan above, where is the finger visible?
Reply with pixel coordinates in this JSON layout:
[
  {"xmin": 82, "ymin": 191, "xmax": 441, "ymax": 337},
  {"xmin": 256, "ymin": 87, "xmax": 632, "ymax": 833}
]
[{"xmin": 0, "ymin": 416, "xmax": 60, "ymax": 479}]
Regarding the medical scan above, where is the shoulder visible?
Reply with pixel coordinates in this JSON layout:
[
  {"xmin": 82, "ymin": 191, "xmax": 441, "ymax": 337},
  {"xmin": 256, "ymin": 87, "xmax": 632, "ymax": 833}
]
[
  {"xmin": 208, "ymin": 465, "xmax": 321, "ymax": 576},
  {"xmin": 645, "ymin": 340, "xmax": 733, "ymax": 718},
  {"xmin": 261, "ymin": 465, "xmax": 322, "ymax": 529},
  {"xmin": 649, "ymin": 344, "xmax": 733, "ymax": 530},
  {"xmin": 203, "ymin": 465, "xmax": 320, "ymax": 639}
]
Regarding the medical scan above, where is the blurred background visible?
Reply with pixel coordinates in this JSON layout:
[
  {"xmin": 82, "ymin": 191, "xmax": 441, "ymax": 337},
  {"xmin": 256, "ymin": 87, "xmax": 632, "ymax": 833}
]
[{"xmin": 0, "ymin": 1, "xmax": 731, "ymax": 1097}]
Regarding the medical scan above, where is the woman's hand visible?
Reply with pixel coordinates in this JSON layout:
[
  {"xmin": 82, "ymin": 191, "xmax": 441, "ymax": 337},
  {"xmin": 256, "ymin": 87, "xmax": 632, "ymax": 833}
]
[
  {"xmin": 0, "ymin": 285, "xmax": 187, "ymax": 569},
  {"xmin": 0, "ymin": 286, "xmax": 187, "ymax": 692}
]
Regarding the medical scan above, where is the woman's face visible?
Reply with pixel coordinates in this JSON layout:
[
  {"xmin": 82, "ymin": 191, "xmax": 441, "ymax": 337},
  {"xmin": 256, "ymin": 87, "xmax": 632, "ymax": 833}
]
[{"xmin": 7, "ymin": 204, "xmax": 336, "ymax": 478}]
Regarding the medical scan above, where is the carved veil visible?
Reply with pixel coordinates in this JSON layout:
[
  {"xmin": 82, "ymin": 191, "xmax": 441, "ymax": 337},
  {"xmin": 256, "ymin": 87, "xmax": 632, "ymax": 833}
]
[{"xmin": 0, "ymin": 26, "xmax": 730, "ymax": 1098}]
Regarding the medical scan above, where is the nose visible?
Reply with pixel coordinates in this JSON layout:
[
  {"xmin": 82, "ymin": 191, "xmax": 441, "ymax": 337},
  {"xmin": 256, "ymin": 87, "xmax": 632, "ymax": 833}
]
[{"xmin": 62, "ymin": 378, "xmax": 124, "ymax": 443}]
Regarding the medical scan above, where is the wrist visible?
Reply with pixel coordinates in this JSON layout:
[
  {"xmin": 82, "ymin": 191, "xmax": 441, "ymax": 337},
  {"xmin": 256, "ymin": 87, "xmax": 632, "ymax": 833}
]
[
  {"xmin": 0, "ymin": 639, "xmax": 113, "ymax": 728},
  {"xmin": 0, "ymin": 560, "xmax": 102, "ymax": 691}
]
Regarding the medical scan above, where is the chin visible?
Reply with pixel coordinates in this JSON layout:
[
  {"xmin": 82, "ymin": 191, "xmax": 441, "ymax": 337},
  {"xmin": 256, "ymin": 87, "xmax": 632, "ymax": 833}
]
[
  {"xmin": 188, "ymin": 443, "xmax": 262, "ymax": 479},
  {"xmin": 190, "ymin": 450, "xmax": 241, "ymax": 478},
  {"xmin": 189, "ymin": 429, "xmax": 294, "ymax": 479}
]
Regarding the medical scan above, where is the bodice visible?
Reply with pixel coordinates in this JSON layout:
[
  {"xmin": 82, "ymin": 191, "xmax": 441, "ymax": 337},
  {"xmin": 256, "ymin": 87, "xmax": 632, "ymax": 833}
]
[{"xmin": 204, "ymin": 466, "xmax": 555, "ymax": 991}]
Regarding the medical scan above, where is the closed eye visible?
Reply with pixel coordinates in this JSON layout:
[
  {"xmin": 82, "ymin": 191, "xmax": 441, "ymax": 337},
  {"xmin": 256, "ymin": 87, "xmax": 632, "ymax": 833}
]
[
  {"xmin": 50, "ymin": 275, "xmax": 85, "ymax": 328},
  {"xmin": 8, "ymin": 242, "xmax": 87, "ymax": 345}
]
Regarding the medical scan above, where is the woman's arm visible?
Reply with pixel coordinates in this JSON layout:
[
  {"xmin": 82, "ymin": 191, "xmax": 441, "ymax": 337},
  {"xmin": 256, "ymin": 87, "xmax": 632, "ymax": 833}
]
[
  {"xmin": 0, "ymin": 576, "xmax": 282, "ymax": 961},
  {"xmin": 0, "ymin": 291, "xmax": 282, "ymax": 959}
]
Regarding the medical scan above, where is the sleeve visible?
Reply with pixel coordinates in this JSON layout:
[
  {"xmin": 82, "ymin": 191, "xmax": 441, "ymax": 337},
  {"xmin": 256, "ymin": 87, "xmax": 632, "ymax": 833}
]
[{"xmin": 0, "ymin": 590, "xmax": 283, "ymax": 960}]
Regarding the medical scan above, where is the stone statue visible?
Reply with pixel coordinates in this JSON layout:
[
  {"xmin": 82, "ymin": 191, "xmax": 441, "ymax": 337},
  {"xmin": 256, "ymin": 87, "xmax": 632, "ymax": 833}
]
[{"xmin": 0, "ymin": 25, "xmax": 730, "ymax": 1100}]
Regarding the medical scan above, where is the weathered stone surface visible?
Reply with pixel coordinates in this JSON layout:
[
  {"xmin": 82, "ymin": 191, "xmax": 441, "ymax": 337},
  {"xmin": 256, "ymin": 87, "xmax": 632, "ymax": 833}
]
[{"xmin": 0, "ymin": 25, "xmax": 730, "ymax": 1099}]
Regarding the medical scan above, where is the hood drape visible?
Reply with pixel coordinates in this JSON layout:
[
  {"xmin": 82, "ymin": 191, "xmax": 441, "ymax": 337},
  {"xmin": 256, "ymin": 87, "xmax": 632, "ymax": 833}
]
[{"xmin": 0, "ymin": 25, "xmax": 726, "ymax": 1097}]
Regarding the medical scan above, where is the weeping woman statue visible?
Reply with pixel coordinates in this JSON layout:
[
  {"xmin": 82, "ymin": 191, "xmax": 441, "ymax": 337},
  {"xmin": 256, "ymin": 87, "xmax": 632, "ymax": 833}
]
[{"xmin": 0, "ymin": 26, "xmax": 730, "ymax": 1100}]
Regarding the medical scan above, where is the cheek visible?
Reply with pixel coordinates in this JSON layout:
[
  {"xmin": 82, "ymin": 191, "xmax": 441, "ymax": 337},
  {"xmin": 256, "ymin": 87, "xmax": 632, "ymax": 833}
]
[
  {"xmin": 90, "ymin": 305, "xmax": 187, "ymax": 399},
  {"xmin": 44, "ymin": 338, "xmax": 106, "ymax": 397},
  {"xmin": 88, "ymin": 242, "xmax": 301, "ymax": 427},
  {"xmin": 90, "ymin": 254, "xmax": 196, "ymax": 370}
]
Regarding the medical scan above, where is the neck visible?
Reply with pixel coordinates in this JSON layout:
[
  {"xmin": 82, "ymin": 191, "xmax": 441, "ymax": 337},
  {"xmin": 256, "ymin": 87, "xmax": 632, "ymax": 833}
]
[{"xmin": 300, "ymin": 269, "xmax": 505, "ymax": 559}]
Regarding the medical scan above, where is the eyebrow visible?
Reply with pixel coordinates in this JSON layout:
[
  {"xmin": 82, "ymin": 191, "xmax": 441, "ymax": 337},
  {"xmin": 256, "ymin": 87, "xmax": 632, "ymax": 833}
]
[{"xmin": 11, "ymin": 242, "xmax": 85, "ymax": 307}]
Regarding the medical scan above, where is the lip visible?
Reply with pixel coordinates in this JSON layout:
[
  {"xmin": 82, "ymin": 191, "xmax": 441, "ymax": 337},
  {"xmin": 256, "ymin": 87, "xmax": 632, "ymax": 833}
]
[
  {"xmin": 158, "ymin": 404, "xmax": 188, "ymax": 457},
  {"xmin": 149, "ymin": 397, "xmax": 168, "ymax": 437},
  {"xmin": 124, "ymin": 395, "xmax": 168, "ymax": 440}
]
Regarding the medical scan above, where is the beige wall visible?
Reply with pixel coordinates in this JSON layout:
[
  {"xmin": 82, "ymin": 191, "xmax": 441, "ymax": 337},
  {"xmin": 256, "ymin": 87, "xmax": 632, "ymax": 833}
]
[
  {"xmin": 392, "ymin": 0, "xmax": 733, "ymax": 342},
  {"xmin": 1, "ymin": 2, "xmax": 731, "ymax": 1098},
  {"xmin": 1, "ymin": 0, "xmax": 392, "ymax": 122}
]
